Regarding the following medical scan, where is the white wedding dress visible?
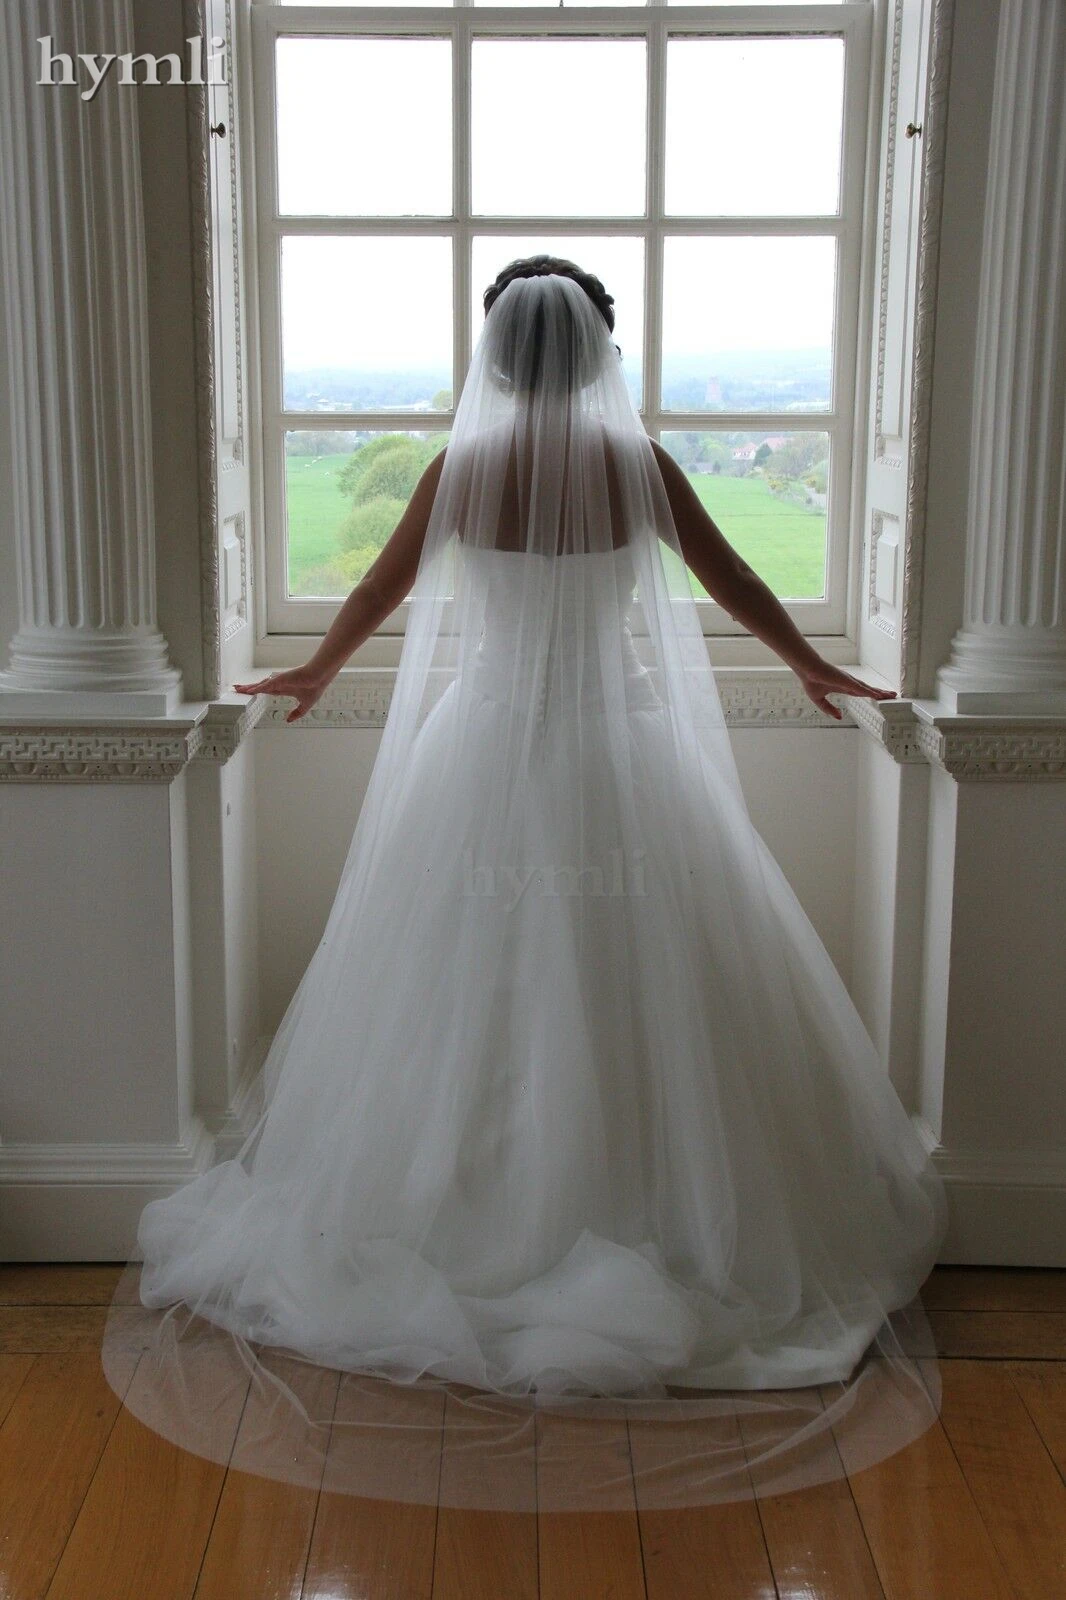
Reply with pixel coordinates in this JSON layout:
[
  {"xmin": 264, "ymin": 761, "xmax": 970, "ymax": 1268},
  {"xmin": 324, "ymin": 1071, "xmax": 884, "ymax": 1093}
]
[
  {"xmin": 135, "ymin": 539, "xmax": 945, "ymax": 1393},
  {"xmin": 107, "ymin": 274, "xmax": 949, "ymax": 1507}
]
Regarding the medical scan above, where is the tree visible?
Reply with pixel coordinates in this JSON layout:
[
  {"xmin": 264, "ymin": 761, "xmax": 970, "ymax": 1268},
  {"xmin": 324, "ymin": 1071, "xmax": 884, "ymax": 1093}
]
[
  {"xmin": 337, "ymin": 433, "xmax": 445, "ymax": 505},
  {"xmin": 764, "ymin": 434, "xmax": 824, "ymax": 481},
  {"xmin": 338, "ymin": 497, "xmax": 409, "ymax": 555}
]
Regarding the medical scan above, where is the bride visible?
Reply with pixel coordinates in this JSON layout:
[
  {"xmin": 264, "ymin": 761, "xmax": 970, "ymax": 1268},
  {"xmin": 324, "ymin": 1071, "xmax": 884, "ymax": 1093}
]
[{"xmin": 112, "ymin": 257, "xmax": 948, "ymax": 1503}]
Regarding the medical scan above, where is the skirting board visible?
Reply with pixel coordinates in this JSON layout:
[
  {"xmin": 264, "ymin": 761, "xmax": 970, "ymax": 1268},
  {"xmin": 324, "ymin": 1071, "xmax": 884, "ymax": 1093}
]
[{"xmin": 1, "ymin": 1105, "xmax": 1064, "ymax": 1266}]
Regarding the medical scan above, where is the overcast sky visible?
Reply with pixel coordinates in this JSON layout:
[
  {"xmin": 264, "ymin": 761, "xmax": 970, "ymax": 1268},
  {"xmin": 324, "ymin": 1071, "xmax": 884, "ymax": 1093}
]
[{"xmin": 276, "ymin": 33, "xmax": 844, "ymax": 371}]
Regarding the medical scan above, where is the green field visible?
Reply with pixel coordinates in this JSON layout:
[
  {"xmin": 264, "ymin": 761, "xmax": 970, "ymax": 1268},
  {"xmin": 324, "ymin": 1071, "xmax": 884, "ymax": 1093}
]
[{"xmin": 285, "ymin": 454, "xmax": 827, "ymax": 600}]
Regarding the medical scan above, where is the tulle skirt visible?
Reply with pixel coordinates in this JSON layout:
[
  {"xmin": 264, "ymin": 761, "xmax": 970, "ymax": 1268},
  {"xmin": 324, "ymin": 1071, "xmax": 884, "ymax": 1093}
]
[{"xmin": 129, "ymin": 677, "xmax": 947, "ymax": 1402}]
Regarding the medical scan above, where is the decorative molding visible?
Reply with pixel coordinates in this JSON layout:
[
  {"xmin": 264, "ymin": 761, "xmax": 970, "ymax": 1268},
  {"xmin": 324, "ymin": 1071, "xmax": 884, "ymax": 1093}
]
[
  {"xmin": 248, "ymin": 668, "xmax": 846, "ymax": 732},
  {"xmin": 841, "ymin": 694, "xmax": 926, "ymax": 763},
  {"xmin": 0, "ymin": 1122, "xmax": 216, "ymax": 1187},
  {"xmin": 210, "ymin": 1035, "xmax": 272, "ymax": 1160},
  {"xmin": 0, "ymin": 697, "xmax": 267, "ymax": 780},
  {"xmin": 223, "ymin": 0, "xmax": 245, "ymax": 467},
  {"xmin": 185, "ymin": 0, "xmax": 223, "ymax": 703},
  {"xmin": 914, "ymin": 716, "xmax": 1066, "ymax": 781},
  {"xmin": 193, "ymin": 695, "xmax": 269, "ymax": 762},
  {"xmin": 254, "ymin": 671, "xmax": 401, "ymax": 729},
  {"xmin": 931, "ymin": 1139, "xmax": 1066, "ymax": 1190},
  {"xmin": 184, "ymin": 0, "xmax": 249, "ymax": 700},
  {"xmin": 0, "ymin": 721, "xmax": 206, "ymax": 783},
  {"xmin": 3, "ymin": 681, "xmax": 1065, "ymax": 781},
  {"xmin": 900, "ymin": 0, "xmax": 956, "ymax": 695},
  {"xmin": 868, "ymin": 509, "xmax": 900, "ymax": 639},
  {"xmin": 872, "ymin": 0, "xmax": 906, "ymax": 467},
  {"xmin": 222, "ymin": 510, "xmax": 249, "ymax": 643},
  {"xmin": 716, "ymin": 673, "xmax": 842, "ymax": 728}
]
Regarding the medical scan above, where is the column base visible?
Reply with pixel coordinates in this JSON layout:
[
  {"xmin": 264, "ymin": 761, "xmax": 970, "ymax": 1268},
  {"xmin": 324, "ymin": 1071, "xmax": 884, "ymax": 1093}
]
[
  {"xmin": 0, "ymin": 682, "xmax": 185, "ymax": 718},
  {"xmin": 934, "ymin": 680, "xmax": 1066, "ymax": 715},
  {"xmin": 937, "ymin": 625, "xmax": 1066, "ymax": 713}
]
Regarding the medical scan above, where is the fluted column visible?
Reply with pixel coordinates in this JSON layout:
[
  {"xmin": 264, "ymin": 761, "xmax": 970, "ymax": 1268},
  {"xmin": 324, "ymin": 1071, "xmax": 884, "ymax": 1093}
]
[
  {"xmin": 937, "ymin": 0, "xmax": 1066, "ymax": 714},
  {"xmin": 0, "ymin": 0, "xmax": 183, "ymax": 716}
]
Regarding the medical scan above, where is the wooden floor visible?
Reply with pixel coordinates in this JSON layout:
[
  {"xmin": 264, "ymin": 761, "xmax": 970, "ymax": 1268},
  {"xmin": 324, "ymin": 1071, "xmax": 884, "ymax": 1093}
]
[{"xmin": 1, "ymin": 1265, "xmax": 1064, "ymax": 1599}]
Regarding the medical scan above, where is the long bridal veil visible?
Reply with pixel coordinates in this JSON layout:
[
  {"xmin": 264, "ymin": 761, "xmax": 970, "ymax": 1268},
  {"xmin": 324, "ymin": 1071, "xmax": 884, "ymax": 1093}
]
[{"xmin": 102, "ymin": 269, "xmax": 948, "ymax": 1510}]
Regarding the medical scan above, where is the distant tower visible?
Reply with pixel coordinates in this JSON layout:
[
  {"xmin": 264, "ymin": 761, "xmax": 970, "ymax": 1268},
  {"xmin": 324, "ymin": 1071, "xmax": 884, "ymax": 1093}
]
[{"xmin": 703, "ymin": 376, "xmax": 723, "ymax": 406}]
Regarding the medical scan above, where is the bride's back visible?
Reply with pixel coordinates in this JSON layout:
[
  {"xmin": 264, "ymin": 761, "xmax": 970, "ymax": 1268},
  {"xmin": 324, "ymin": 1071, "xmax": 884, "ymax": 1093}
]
[{"xmin": 453, "ymin": 417, "xmax": 636, "ymax": 557}]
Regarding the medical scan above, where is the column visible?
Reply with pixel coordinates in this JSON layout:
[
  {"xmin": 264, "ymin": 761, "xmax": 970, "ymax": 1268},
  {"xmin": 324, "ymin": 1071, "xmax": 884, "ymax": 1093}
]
[
  {"xmin": 937, "ymin": 0, "xmax": 1066, "ymax": 714},
  {"xmin": 0, "ymin": 0, "xmax": 183, "ymax": 715}
]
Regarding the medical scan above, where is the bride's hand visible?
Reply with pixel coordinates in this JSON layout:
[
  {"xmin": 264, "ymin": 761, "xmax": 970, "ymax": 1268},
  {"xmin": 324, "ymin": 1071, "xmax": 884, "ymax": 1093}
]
[
  {"xmin": 233, "ymin": 665, "xmax": 332, "ymax": 723},
  {"xmin": 797, "ymin": 660, "xmax": 899, "ymax": 721}
]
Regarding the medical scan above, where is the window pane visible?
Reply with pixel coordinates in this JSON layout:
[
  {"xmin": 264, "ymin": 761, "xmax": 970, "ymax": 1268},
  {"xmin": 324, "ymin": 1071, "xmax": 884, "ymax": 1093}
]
[
  {"xmin": 661, "ymin": 237, "xmax": 835, "ymax": 413},
  {"xmin": 281, "ymin": 0, "xmax": 449, "ymax": 6},
  {"xmin": 276, "ymin": 38, "xmax": 451, "ymax": 216},
  {"xmin": 477, "ymin": 0, "xmax": 645, "ymax": 7},
  {"xmin": 282, "ymin": 237, "xmax": 452, "ymax": 413},
  {"xmin": 668, "ymin": 0, "xmax": 842, "ymax": 6},
  {"xmin": 472, "ymin": 236, "xmax": 644, "ymax": 408},
  {"xmin": 666, "ymin": 38, "xmax": 843, "ymax": 216},
  {"xmin": 286, "ymin": 430, "xmax": 451, "ymax": 599},
  {"xmin": 471, "ymin": 40, "xmax": 646, "ymax": 216},
  {"xmin": 659, "ymin": 431, "xmax": 829, "ymax": 599}
]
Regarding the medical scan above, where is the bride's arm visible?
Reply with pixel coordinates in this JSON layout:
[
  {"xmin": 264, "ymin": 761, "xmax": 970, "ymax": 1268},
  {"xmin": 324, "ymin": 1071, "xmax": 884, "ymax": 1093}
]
[
  {"xmin": 234, "ymin": 448, "xmax": 448, "ymax": 717},
  {"xmin": 648, "ymin": 440, "xmax": 897, "ymax": 716},
  {"xmin": 305, "ymin": 448, "xmax": 449, "ymax": 681}
]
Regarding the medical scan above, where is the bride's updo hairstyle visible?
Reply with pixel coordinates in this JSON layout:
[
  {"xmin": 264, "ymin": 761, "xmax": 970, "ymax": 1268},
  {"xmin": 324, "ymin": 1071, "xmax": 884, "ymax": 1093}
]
[{"xmin": 482, "ymin": 255, "xmax": 621, "ymax": 400}]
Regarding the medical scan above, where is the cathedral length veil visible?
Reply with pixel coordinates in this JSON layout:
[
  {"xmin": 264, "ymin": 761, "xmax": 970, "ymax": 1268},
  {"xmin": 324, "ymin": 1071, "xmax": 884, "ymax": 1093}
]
[{"xmin": 102, "ymin": 271, "xmax": 949, "ymax": 1511}]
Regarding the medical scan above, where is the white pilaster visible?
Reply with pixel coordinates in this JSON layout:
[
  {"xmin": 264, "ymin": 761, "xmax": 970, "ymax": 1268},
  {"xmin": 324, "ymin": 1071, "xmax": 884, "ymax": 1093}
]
[
  {"xmin": 0, "ymin": 0, "xmax": 183, "ymax": 715},
  {"xmin": 937, "ymin": 0, "xmax": 1066, "ymax": 714}
]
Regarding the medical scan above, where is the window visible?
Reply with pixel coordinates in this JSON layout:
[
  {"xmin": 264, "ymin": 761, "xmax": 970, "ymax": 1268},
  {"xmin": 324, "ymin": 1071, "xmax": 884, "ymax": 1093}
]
[{"xmin": 251, "ymin": 1, "xmax": 874, "ymax": 658}]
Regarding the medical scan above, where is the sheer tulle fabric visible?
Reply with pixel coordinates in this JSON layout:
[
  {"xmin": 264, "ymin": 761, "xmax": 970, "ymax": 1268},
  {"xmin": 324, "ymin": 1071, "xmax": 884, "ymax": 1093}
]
[{"xmin": 102, "ymin": 273, "xmax": 948, "ymax": 1507}]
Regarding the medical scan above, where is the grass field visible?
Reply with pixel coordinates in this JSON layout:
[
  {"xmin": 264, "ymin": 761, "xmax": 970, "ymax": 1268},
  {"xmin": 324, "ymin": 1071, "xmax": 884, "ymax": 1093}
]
[{"xmin": 285, "ymin": 454, "xmax": 827, "ymax": 599}]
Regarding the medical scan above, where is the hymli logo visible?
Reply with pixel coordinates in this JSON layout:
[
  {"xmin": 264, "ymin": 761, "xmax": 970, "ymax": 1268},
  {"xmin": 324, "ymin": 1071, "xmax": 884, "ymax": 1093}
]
[{"xmin": 37, "ymin": 34, "xmax": 227, "ymax": 102}]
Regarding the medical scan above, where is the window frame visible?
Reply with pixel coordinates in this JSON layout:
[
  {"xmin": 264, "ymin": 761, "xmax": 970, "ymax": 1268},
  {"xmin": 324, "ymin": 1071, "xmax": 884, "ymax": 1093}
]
[{"xmin": 250, "ymin": 1, "xmax": 875, "ymax": 661}]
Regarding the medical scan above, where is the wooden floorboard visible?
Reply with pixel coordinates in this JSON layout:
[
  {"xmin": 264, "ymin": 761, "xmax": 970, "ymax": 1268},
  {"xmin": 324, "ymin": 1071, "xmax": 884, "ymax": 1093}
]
[
  {"xmin": 1, "ymin": 1263, "xmax": 1064, "ymax": 1599},
  {"xmin": 627, "ymin": 1398, "xmax": 778, "ymax": 1599},
  {"xmin": 934, "ymin": 1358, "xmax": 1066, "ymax": 1597},
  {"xmin": 740, "ymin": 1387, "xmax": 887, "ymax": 1599}
]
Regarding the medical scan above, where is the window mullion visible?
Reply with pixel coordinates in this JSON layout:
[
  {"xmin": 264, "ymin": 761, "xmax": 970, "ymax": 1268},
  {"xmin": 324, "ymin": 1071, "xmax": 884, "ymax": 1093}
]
[
  {"xmin": 646, "ymin": 13, "xmax": 665, "ymax": 431},
  {"xmin": 454, "ymin": 13, "xmax": 471, "ymax": 397}
]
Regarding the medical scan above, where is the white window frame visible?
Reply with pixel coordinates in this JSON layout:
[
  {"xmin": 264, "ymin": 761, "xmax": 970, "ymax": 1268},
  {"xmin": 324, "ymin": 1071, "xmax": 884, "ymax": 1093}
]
[{"xmin": 249, "ymin": 1, "xmax": 875, "ymax": 667}]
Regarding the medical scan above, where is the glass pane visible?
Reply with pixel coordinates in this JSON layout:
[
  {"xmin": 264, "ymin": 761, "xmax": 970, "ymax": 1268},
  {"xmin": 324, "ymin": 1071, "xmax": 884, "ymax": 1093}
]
[
  {"xmin": 471, "ymin": 40, "xmax": 646, "ymax": 216},
  {"xmin": 666, "ymin": 38, "xmax": 844, "ymax": 215},
  {"xmin": 281, "ymin": 0, "xmax": 449, "ymax": 6},
  {"xmin": 669, "ymin": 0, "xmax": 842, "ymax": 6},
  {"xmin": 276, "ymin": 38, "xmax": 451, "ymax": 216},
  {"xmin": 286, "ymin": 430, "xmax": 451, "ymax": 600},
  {"xmin": 472, "ymin": 236, "xmax": 644, "ymax": 408},
  {"xmin": 661, "ymin": 237, "xmax": 835, "ymax": 413},
  {"xmin": 282, "ymin": 237, "xmax": 452, "ymax": 413},
  {"xmin": 477, "ymin": 0, "xmax": 645, "ymax": 7},
  {"xmin": 659, "ymin": 430, "xmax": 829, "ymax": 599}
]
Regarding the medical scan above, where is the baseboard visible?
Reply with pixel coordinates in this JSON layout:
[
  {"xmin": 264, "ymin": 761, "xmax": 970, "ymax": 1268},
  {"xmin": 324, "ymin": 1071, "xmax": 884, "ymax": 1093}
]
[
  {"xmin": 3, "ymin": 1107, "xmax": 1064, "ymax": 1266},
  {"xmin": 921, "ymin": 1121, "xmax": 1066, "ymax": 1265}
]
